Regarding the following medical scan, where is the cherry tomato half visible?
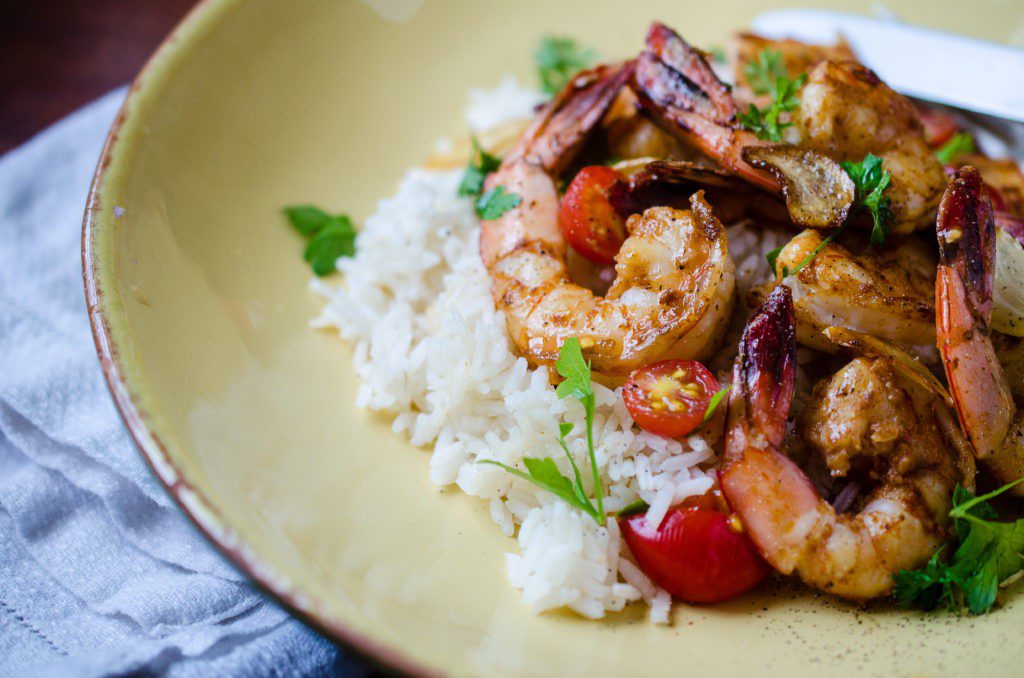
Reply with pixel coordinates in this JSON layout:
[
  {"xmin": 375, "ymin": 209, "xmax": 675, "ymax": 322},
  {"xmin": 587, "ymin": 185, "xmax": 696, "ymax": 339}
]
[
  {"xmin": 917, "ymin": 104, "xmax": 957, "ymax": 148},
  {"xmin": 622, "ymin": 360, "xmax": 720, "ymax": 438},
  {"xmin": 559, "ymin": 166, "xmax": 629, "ymax": 264},
  {"xmin": 620, "ymin": 503, "xmax": 768, "ymax": 604}
]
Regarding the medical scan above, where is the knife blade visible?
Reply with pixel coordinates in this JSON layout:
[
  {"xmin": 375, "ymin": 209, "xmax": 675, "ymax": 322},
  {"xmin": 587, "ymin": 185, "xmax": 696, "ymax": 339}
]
[{"xmin": 750, "ymin": 9, "xmax": 1024, "ymax": 124}]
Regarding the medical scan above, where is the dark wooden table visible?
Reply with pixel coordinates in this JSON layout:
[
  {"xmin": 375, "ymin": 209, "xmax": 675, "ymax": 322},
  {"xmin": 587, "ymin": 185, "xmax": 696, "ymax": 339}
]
[{"xmin": 0, "ymin": 0, "xmax": 198, "ymax": 154}]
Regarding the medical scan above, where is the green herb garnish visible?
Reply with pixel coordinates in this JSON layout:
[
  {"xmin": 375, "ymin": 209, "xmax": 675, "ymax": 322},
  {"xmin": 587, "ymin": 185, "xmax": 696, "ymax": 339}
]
[
  {"xmin": 476, "ymin": 185, "xmax": 522, "ymax": 220},
  {"xmin": 708, "ymin": 45, "xmax": 727, "ymax": 64},
  {"xmin": 555, "ymin": 337, "xmax": 604, "ymax": 522},
  {"xmin": 535, "ymin": 35, "xmax": 597, "ymax": 96},
  {"xmin": 769, "ymin": 228, "xmax": 841, "ymax": 279},
  {"xmin": 841, "ymin": 153, "xmax": 894, "ymax": 245},
  {"xmin": 766, "ymin": 246, "xmax": 784, "ymax": 276},
  {"xmin": 737, "ymin": 49, "xmax": 806, "ymax": 142},
  {"xmin": 458, "ymin": 136, "xmax": 502, "ymax": 198},
  {"xmin": 479, "ymin": 338, "xmax": 607, "ymax": 524},
  {"xmin": 283, "ymin": 205, "xmax": 356, "ymax": 276},
  {"xmin": 617, "ymin": 498, "xmax": 650, "ymax": 517},
  {"xmin": 743, "ymin": 49, "xmax": 788, "ymax": 96},
  {"xmin": 894, "ymin": 478, "xmax": 1024, "ymax": 614},
  {"xmin": 701, "ymin": 385, "xmax": 732, "ymax": 424},
  {"xmin": 935, "ymin": 132, "xmax": 976, "ymax": 165}
]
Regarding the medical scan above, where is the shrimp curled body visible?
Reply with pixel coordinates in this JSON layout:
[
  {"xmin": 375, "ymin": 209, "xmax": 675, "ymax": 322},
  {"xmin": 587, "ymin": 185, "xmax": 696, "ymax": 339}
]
[
  {"xmin": 480, "ymin": 64, "xmax": 736, "ymax": 378},
  {"xmin": 720, "ymin": 287, "xmax": 964, "ymax": 600}
]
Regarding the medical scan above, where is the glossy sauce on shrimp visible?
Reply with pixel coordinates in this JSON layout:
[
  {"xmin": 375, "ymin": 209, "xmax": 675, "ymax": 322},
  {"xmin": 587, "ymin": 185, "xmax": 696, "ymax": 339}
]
[
  {"xmin": 480, "ymin": 64, "xmax": 736, "ymax": 378},
  {"xmin": 720, "ymin": 287, "xmax": 967, "ymax": 600}
]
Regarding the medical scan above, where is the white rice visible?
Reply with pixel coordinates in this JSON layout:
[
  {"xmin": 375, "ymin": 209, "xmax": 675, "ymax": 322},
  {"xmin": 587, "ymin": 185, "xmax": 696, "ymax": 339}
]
[{"xmin": 311, "ymin": 81, "xmax": 788, "ymax": 624}]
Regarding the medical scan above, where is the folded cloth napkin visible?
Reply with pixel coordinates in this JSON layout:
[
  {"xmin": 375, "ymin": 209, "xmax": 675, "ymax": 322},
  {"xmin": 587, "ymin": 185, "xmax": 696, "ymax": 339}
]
[{"xmin": 0, "ymin": 90, "xmax": 371, "ymax": 677}]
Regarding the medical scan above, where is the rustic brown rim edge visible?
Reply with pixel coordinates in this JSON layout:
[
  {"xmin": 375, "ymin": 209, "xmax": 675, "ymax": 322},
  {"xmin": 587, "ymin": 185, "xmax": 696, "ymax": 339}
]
[{"xmin": 79, "ymin": 1, "xmax": 437, "ymax": 675}]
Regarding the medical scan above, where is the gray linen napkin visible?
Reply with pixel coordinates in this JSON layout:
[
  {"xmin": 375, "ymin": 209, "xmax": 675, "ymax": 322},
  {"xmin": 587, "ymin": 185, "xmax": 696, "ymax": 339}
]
[{"xmin": 0, "ymin": 89, "xmax": 370, "ymax": 677}]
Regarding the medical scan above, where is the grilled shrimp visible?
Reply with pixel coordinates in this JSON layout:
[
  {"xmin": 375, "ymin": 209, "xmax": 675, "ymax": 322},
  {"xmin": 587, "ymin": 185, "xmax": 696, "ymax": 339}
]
[
  {"xmin": 935, "ymin": 166, "xmax": 1024, "ymax": 495},
  {"xmin": 631, "ymin": 23, "xmax": 945, "ymax": 233},
  {"xmin": 731, "ymin": 33, "xmax": 855, "ymax": 107},
  {"xmin": 720, "ymin": 287, "xmax": 964, "ymax": 600},
  {"xmin": 631, "ymin": 22, "xmax": 778, "ymax": 193},
  {"xmin": 480, "ymin": 64, "xmax": 736, "ymax": 378},
  {"xmin": 767, "ymin": 229, "xmax": 937, "ymax": 361},
  {"xmin": 798, "ymin": 61, "xmax": 946, "ymax": 231}
]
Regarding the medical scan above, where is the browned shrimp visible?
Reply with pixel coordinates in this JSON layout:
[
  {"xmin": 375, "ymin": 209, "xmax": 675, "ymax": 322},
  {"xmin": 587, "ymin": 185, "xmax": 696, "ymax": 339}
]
[
  {"xmin": 798, "ymin": 61, "xmax": 946, "ymax": 231},
  {"xmin": 768, "ymin": 229, "xmax": 938, "ymax": 362},
  {"xmin": 631, "ymin": 22, "xmax": 779, "ymax": 193},
  {"xmin": 479, "ymin": 64, "xmax": 736, "ymax": 378},
  {"xmin": 731, "ymin": 32, "xmax": 856, "ymax": 108},
  {"xmin": 630, "ymin": 22, "xmax": 945, "ymax": 234},
  {"xmin": 720, "ymin": 287, "xmax": 964, "ymax": 600},
  {"xmin": 936, "ymin": 166, "xmax": 1024, "ymax": 495}
]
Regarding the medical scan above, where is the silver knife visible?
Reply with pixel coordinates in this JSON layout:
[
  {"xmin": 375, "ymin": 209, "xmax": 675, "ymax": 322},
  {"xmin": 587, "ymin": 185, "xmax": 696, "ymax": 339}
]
[{"xmin": 750, "ymin": 9, "xmax": 1024, "ymax": 125}]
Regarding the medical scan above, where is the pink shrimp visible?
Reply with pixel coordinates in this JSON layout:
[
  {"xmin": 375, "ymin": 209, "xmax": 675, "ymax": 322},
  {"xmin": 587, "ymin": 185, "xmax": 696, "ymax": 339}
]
[
  {"xmin": 479, "ymin": 63, "xmax": 736, "ymax": 378},
  {"xmin": 720, "ymin": 286, "xmax": 964, "ymax": 600},
  {"xmin": 935, "ymin": 165, "xmax": 1024, "ymax": 495}
]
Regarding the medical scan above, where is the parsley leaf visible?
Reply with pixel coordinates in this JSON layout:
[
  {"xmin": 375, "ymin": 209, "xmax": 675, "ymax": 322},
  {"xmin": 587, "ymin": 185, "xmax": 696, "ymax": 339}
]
[
  {"xmin": 475, "ymin": 186, "xmax": 522, "ymax": 220},
  {"xmin": 894, "ymin": 546, "xmax": 960, "ymax": 612},
  {"xmin": 556, "ymin": 337, "xmax": 605, "ymax": 522},
  {"xmin": 708, "ymin": 45, "xmax": 727, "ymax": 64},
  {"xmin": 894, "ymin": 478, "xmax": 1024, "ymax": 614},
  {"xmin": 284, "ymin": 205, "xmax": 332, "ymax": 236},
  {"xmin": 737, "ymin": 49, "xmax": 806, "ymax": 142},
  {"xmin": 766, "ymin": 245, "xmax": 784, "ymax": 275},
  {"xmin": 701, "ymin": 385, "xmax": 732, "ymax": 424},
  {"xmin": 535, "ymin": 36, "xmax": 597, "ymax": 96},
  {"xmin": 555, "ymin": 337, "xmax": 594, "ymax": 409},
  {"xmin": 479, "ymin": 338, "xmax": 606, "ymax": 524},
  {"xmin": 771, "ymin": 228, "xmax": 841, "ymax": 279},
  {"xmin": 617, "ymin": 498, "xmax": 650, "ymax": 517},
  {"xmin": 743, "ymin": 48, "xmax": 788, "ymax": 96},
  {"xmin": 458, "ymin": 137, "xmax": 502, "ymax": 198},
  {"xmin": 935, "ymin": 132, "xmax": 976, "ymax": 165},
  {"xmin": 283, "ymin": 205, "xmax": 356, "ymax": 276},
  {"xmin": 840, "ymin": 153, "xmax": 894, "ymax": 245}
]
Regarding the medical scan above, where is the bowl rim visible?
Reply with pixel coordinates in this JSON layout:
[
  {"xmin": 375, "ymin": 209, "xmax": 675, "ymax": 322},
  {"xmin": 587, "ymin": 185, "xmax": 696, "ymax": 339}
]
[{"xmin": 80, "ymin": 1, "xmax": 434, "ymax": 674}]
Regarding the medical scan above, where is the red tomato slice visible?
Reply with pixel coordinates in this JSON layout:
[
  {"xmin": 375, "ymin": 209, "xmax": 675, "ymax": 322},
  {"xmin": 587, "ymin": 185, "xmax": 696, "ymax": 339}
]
[
  {"xmin": 620, "ymin": 503, "xmax": 768, "ymax": 604},
  {"xmin": 622, "ymin": 360, "xmax": 720, "ymax": 438},
  {"xmin": 917, "ymin": 104, "xmax": 957, "ymax": 148},
  {"xmin": 559, "ymin": 166, "xmax": 629, "ymax": 264}
]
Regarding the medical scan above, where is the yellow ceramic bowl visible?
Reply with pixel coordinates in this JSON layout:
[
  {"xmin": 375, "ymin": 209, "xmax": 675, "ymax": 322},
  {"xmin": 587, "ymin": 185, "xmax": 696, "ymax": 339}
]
[{"xmin": 83, "ymin": 0, "xmax": 1024, "ymax": 674}]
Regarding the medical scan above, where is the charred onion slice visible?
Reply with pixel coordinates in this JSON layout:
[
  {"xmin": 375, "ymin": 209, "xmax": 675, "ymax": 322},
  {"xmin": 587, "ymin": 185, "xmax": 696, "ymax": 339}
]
[
  {"xmin": 742, "ymin": 145, "xmax": 855, "ymax": 229},
  {"xmin": 993, "ymin": 212, "xmax": 1024, "ymax": 337}
]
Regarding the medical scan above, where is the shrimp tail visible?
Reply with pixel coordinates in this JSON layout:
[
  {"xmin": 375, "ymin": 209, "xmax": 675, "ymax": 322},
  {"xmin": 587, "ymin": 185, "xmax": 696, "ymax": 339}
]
[
  {"xmin": 937, "ymin": 165, "xmax": 995, "ymax": 324},
  {"xmin": 936, "ymin": 166, "xmax": 1022, "ymax": 490},
  {"xmin": 726, "ymin": 285, "xmax": 796, "ymax": 457},
  {"xmin": 636, "ymin": 22, "xmax": 735, "ymax": 123},
  {"xmin": 721, "ymin": 285, "xmax": 823, "ymax": 576},
  {"xmin": 630, "ymin": 23, "xmax": 778, "ymax": 192},
  {"xmin": 506, "ymin": 61, "xmax": 634, "ymax": 177}
]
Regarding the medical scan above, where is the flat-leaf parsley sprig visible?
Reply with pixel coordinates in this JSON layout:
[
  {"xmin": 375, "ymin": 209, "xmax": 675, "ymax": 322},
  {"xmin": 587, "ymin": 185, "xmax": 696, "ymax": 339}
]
[
  {"xmin": 737, "ymin": 49, "xmax": 807, "ymax": 142},
  {"xmin": 283, "ymin": 205, "xmax": 357, "ymax": 276},
  {"xmin": 894, "ymin": 477, "xmax": 1024, "ymax": 614},
  {"xmin": 841, "ymin": 153, "xmax": 895, "ymax": 245},
  {"xmin": 475, "ymin": 186, "xmax": 522, "ymax": 220},
  {"xmin": 457, "ymin": 136, "xmax": 521, "ymax": 220},
  {"xmin": 479, "ymin": 337, "xmax": 607, "ymax": 524},
  {"xmin": 935, "ymin": 132, "xmax": 975, "ymax": 165},
  {"xmin": 458, "ymin": 136, "xmax": 502, "ymax": 199},
  {"xmin": 534, "ymin": 35, "xmax": 597, "ymax": 97}
]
